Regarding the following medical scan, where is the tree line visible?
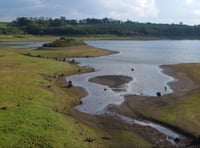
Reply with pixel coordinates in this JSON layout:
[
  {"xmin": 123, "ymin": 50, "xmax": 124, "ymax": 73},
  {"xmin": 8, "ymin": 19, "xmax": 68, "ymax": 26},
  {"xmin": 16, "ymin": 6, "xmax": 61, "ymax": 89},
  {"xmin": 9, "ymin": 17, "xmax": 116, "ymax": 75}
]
[{"xmin": 1, "ymin": 17, "xmax": 200, "ymax": 37}]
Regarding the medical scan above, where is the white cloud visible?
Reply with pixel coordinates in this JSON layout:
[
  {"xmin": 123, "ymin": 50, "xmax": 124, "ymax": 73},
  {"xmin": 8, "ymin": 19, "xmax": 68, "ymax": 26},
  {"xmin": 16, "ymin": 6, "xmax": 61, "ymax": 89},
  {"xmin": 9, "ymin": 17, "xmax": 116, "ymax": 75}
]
[
  {"xmin": 0, "ymin": 0, "xmax": 159, "ymax": 21},
  {"xmin": 102, "ymin": 0, "xmax": 158, "ymax": 20},
  {"xmin": 193, "ymin": 9, "xmax": 200, "ymax": 15},
  {"xmin": 185, "ymin": 0, "xmax": 194, "ymax": 5},
  {"xmin": 4, "ymin": 0, "xmax": 200, "ymax": 25},
  {"xmin": 30, "ymin": 0, "xmax": 46, "ymax": 8}
]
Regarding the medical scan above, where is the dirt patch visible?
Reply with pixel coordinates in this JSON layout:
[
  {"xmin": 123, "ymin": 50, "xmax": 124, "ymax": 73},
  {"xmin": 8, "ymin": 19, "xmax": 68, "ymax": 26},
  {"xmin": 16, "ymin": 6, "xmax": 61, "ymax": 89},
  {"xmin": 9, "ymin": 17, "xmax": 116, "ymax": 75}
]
[{"xmin": 70, "ymin": 108, "xmax": 183, "ymax": 147}]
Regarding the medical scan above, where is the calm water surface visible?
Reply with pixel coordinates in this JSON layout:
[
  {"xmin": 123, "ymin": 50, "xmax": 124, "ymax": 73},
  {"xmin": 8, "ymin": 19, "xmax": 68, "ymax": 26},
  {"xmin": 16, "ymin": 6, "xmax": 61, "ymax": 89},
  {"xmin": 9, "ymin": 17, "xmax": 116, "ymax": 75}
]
[{"xmin": 68, "ymin": 40, "xmax": 200, "ymax": 114}]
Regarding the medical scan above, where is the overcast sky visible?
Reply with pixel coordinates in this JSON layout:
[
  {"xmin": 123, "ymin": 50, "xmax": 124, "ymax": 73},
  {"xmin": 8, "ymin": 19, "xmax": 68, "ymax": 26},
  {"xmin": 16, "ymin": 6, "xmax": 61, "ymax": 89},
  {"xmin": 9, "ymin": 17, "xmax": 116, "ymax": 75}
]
[{"xmin": 1, "ymin": 0, "xmax": 200, "ymax": 25}]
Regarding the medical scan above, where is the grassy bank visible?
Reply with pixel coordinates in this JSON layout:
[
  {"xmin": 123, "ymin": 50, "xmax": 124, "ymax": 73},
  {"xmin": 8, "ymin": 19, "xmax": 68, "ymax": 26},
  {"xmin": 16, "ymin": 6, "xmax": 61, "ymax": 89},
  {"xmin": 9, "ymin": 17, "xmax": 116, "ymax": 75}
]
[
  {"xmin": 0, "ymin": 44, "xmax": 151, "ymax": 147},
  {"xmin": 158, "ymin": 64, "xmax": 200, "ymax": 137}
]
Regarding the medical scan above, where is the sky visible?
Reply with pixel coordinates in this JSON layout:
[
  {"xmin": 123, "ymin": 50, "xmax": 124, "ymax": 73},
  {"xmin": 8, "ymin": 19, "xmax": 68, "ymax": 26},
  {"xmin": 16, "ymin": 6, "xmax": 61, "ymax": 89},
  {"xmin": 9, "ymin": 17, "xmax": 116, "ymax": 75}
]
[{"xmin": 1, "ymin": 0, "xmax": 200, "ymax": 25}]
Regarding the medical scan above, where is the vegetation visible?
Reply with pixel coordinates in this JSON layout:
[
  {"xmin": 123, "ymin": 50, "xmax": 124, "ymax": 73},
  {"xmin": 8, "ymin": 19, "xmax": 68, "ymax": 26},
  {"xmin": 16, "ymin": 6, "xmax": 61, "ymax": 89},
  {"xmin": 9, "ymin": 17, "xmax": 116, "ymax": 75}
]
[
  {"xmin": 43, "ymin": 37, "xmax": 85, "ymax": 47},
  {"xmin": 1, "ymin": 17, "xmax": 200, "ymax": 38}
]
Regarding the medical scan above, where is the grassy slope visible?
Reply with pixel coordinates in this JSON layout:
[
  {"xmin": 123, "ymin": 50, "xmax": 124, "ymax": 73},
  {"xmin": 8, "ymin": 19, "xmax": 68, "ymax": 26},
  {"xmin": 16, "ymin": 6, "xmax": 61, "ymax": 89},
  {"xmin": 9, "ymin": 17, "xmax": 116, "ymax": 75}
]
[
  {"xmin": 158, "ymin": 64, "xmax": 200, "ymax": 136},
  {"xmin": 0, "ymin": 46, "xmax": 151, "ymax": 147}
]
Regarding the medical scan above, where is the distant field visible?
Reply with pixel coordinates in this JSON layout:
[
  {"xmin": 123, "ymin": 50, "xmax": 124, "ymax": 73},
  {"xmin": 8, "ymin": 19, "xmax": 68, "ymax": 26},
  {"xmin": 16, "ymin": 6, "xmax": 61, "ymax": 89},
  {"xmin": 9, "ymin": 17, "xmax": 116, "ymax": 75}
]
[{"xmin": 0, "ymin": 22, "xmax": 8, "ymax": 28}]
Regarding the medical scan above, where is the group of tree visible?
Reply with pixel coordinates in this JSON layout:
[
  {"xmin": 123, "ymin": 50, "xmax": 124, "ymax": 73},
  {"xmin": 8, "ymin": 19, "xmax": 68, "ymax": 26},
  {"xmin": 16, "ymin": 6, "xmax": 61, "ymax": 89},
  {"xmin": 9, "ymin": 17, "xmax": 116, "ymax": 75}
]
[
  {"xmin": 43, "ymin": 37, "xmax": 84, "ymax": 47},
  {"xmin": 1, "ymin": 16, "xmax": 200, "ymax": 38}
]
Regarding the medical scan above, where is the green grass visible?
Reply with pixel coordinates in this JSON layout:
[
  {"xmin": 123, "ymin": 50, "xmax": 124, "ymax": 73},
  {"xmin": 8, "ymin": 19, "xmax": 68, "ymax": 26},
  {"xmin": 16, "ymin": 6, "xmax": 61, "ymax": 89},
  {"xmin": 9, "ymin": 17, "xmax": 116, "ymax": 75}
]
[
  {"xmin": 158, "ymin": 91, "xmax": 200, "ymax": 136},
  {"xmin": 0, "ymin": 46, "xmax": 151, "ymax": 147},
  {"xmin": 0, "ymin": 52, "xmax": 85, "ymax": 147},
  {"xmin": 108, "ymin": 130, "xmax": 152, "ymax": 148}
]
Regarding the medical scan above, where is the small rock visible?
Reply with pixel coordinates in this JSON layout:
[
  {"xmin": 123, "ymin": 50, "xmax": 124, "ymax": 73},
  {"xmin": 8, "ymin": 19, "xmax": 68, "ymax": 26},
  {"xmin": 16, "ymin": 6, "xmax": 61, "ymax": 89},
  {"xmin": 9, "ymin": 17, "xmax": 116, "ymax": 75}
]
[
  {"xmin": 80, "ymin": 101, "xmax": 83, "ymax": 105},
  {"xmin": 156, "ymin": 92, "xmax": 161, "ymax": 96},
  {"xmin": 84, "ymin": 137, "xmax": 95, "ymax": 142},
  {"xmin": 174, "ymin": 137, "xmax": 180, "ymax": 142},
  {"xmin": 68, "ymin": 81, "xmax": 73, "ymax": 87},
  {"xmin": 71, "ymin": 59, "xmax": 75, "ymax": 63}
]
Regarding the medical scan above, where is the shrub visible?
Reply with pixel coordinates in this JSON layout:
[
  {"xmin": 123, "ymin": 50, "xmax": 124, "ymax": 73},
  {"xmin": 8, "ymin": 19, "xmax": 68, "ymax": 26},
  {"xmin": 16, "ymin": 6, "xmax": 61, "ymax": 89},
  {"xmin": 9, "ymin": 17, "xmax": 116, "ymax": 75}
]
[{"xmin": 43, "ymin": 37, "xmax": 85, "ymax": 47}]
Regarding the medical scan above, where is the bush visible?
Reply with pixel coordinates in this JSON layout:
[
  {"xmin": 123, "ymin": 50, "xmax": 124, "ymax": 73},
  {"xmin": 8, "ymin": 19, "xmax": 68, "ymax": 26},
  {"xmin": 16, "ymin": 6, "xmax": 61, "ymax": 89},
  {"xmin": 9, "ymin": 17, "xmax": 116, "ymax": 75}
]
[{"xmin": 43, "ymin": 37, "xmax": 85, "ymax": 47}]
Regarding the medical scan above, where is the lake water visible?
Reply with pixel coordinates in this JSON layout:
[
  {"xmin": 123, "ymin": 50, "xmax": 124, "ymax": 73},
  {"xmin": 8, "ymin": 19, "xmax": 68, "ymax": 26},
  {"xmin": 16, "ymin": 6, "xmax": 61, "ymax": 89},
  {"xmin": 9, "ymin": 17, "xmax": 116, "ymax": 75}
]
[{"xmin": 67, "ymin": 40, "xmax": 200, "ymax": 114}]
